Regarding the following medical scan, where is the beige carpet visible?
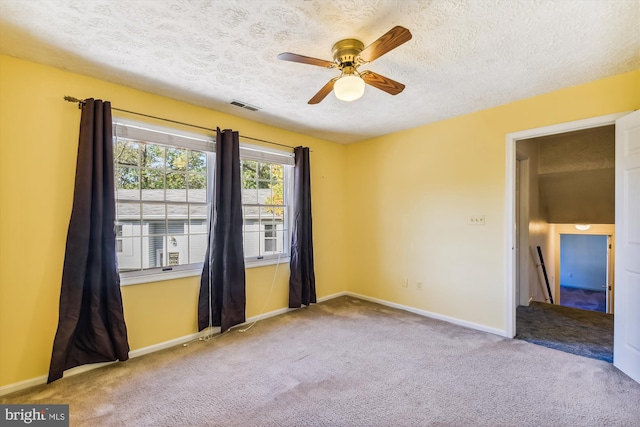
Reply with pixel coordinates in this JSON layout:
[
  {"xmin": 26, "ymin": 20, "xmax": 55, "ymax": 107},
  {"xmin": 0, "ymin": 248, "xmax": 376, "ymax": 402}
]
[{"xmin": 2, "ymin": 296, "xmax": 639, "ymax": 426}]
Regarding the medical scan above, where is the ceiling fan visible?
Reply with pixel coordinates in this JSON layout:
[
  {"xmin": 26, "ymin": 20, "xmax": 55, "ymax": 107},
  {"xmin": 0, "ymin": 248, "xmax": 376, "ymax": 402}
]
[{"xmin": 278, "ymin": 26, "xmax": 412, "ymax": 104}]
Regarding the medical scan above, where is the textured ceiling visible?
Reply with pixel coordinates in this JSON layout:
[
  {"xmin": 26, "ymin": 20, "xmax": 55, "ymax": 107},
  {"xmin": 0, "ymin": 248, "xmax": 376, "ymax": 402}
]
[{"xmin": 0, "ymin": 0, "xmax": 638, "ymax": 143}]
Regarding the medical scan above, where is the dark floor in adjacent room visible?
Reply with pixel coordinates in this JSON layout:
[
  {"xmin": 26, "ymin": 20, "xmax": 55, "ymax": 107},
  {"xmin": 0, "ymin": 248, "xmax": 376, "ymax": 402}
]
[
  {"xmin": 560, "ymin": 285, "xmax": 606, "ymax": 312},
  {"xmin": 515, "ymin": 301, "xmax": 613, "ymax": 362}
]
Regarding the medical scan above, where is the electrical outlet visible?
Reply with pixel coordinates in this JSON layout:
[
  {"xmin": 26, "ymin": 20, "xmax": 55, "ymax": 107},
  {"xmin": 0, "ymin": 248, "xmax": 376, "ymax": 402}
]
[
  {"xmin": 417, "ymin": 281, "xmax": 423, "ymax": 290},
  {"xmin": 469, "ymin": 215, "xmax": 485, "ymax": 225},
  {"xmin": 402, "ymin": 278, "xmax": 409, "ymax": 288}
]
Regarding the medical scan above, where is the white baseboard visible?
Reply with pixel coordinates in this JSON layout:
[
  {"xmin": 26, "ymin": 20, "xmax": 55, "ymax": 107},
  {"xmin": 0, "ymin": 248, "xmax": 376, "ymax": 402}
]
[
  {"xmin": 0, "ymin": 375, "xmax": 49, "ymax": 397},
  {"xmin": 0, "ymin": 297, "xmax": 346, "ymax": 397},
  {"xmin": 0, "ymin": 331, "xmax": 204, "ymax": 397},
  {"xmin": 345, "ymin": 292, "xmax": 509, "ymax": 337},
  {"xmin": 231, "ymin": 291, "xmax": 347, "ymax": 331},
  {"xmin": 1, "ymin": 290, "xmax": 503, "ymax": 396},
  {"xmin": 317, "ymin": 291, "xmax": 348, "ymax": 302}
]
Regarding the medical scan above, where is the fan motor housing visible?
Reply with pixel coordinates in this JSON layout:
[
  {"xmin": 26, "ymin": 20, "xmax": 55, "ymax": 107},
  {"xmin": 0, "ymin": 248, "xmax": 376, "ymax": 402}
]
[{"xmin": 332, "ymin": 39, "xmax": 364, "ymax": 65}]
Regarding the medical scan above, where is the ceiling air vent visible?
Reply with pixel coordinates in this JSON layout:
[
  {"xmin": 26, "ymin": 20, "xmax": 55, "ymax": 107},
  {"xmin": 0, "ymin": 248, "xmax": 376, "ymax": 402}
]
[{"xmin": 230, "ymin": 100, "xmax": 260, "ymax": 112}]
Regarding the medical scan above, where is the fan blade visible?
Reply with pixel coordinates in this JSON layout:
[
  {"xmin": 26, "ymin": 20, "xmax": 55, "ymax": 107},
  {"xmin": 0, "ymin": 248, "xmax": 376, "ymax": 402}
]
[
  {"xmin": 361, "ymin": 71, "xmax": 405, "ymax": 95},
  {"xmin": 358, "ymin": 26, "xmax": 412, "ymax": 63},
  {"xmin": 278, "ymin": 52, "xmax": 335, "ymax": 68},
  {"xmin": 308, "ymin": 78, "xmax": 338, "ymax": 104}
]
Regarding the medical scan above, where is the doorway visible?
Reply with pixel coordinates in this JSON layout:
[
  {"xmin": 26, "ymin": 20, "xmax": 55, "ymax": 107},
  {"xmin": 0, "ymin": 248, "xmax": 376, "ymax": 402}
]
[
  {"xmin": 513, "ymin": 122, "xmax": 615, "ymax": 309},
  {"xmin": 505, "ymin": 112, "xmax": 626, "ymax": 338},
  {"xmin": 512, "ymin": 124, "xmax": 616, "ymax": 309},
  {"xmin": 559, "ymin": 234, "xmax": 609, "ymax": 313},
  {"xmin": 507, "ymin": 114, "xmax": 620, "ymax": 366},
  {"xmin": 507, "ymin": 111, "xmax": 640, "ymax": 384}
]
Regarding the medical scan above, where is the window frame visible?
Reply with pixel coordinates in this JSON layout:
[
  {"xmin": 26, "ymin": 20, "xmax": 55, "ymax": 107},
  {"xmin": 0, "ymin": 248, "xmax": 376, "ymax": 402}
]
[
  {"xmin": 239, "ymin": 150, "xmax": 294, "ymax": 265},
  {"xmin": 113, "ymin": 118, "xmax": 293, "ymax": 286},
  {"xmin": 113, "ymin": 118, "xmax": 214, "ymax": 286}
]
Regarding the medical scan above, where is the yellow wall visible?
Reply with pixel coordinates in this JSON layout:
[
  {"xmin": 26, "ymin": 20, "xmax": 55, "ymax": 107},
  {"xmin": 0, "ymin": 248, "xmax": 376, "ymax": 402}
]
[
  {"xmin": 1, "ymin": 53, "xmax": 638, "ymax": 389},
  {"xmin": 0, "ymin": 55, "xmax": 348, "ymax": 387},
  {"xmin": 344, "ymin": 70, "xmax": 639, "ymax": 329}
]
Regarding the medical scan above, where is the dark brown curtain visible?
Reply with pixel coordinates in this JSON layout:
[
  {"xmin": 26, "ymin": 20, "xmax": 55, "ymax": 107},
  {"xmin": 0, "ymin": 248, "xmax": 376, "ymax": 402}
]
[
  {"xmin": 198, "ymin": 128, "xmax": 246, "ymax": 333},
  {"xmin": 48, "ymin": 99, "xmax": 129, "ymax": 383},
  {"xmin": 289, "ymin": 146, "xmax": 317, "ymax": 308}
]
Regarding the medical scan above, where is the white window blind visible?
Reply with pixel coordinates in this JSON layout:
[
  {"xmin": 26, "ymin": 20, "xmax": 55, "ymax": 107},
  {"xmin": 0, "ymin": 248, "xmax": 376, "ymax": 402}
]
[
  {"xmin": 114, "ymin": 119, "xmax": 295, "ymax": 166},
  {"xmin": 113, "ymin": 119, "xmax": 214, "ymax": 152},
  {"xmin": 239, "ymin": 143, "xmax": 295, "ymax": 166}
]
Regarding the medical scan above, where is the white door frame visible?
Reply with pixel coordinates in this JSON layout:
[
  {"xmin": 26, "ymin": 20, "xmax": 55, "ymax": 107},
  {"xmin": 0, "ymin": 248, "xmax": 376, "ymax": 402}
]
[
  {"xmin": 607, "ymin": 234, "xmax": 613, "ymax": 313},
  {"xmin": 557, "ymin": 232, "xmax": 610, "ymax": 311},
  {"xmin": 504, "ymin": 112, "xmax": 630, "ymax": 338},
  {"xmin": 550, "ymin": 224, "xmax": 615, "ymax": 311},
  {"xmin": 515, "ymin": 157, "xmax": 531, "ymax": 307}
]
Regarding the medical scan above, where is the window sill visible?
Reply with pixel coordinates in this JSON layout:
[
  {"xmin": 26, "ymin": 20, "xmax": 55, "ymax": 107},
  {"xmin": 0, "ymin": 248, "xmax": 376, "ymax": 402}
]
[
  {"xmin": 245, "ymin": 256, "xmax": 290, "ymax": 269},
  {"xmin": 119, "ymin": 257, "xmax": 290, "ymax": 286},
  {"xmin": 119, "ymin": 267, "xmax": 203, "ymax": 286}
]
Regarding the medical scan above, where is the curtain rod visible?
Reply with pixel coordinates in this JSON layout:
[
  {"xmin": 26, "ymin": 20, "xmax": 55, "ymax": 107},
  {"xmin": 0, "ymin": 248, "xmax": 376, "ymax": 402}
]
[{"xmin": 64, "ymin": 96, "xmax": 296, "ymax": 151}]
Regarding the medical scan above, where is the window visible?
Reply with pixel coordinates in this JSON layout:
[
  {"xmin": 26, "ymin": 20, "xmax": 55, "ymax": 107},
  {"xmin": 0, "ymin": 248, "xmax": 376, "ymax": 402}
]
[
  {"xmin": 264, "ymin": 224, "xmax": 276, "ymax": 252},
  {"xmin": 240, "ymin": 153, "xmax": 293, "ymax": 261},
  {"xmin": 113, "ymin": 118, "xmax": 293, "ymax": 283},
  {"xmin": 115, "ymin": 225, "xmax": 123, "ymax": 253},
  {"xmin": 113, "ymin": 119, "xmax": 213, "ymax": 280}
]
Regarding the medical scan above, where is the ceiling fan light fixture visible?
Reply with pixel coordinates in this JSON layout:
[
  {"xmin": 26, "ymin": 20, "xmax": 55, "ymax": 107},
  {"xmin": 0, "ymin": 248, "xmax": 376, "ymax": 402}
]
[
  {"xmin": 278, "ymin": 26, "xmax": 411, "ymax": 104},
  {"xmin": 334, "ymin": 75, "xmax": 365, "ymax": 102}
]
